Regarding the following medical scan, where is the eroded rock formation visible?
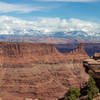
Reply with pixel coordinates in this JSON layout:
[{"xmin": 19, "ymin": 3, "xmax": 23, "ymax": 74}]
[
  {"xmin": 83, "ymin": 53, "xmax": 100, "ymax": 89},
  {"xmin": 0, "ymin": 42, "xmax": 89, "ymax": 100},
  {"xmin": 0, "ymin": 42, "xmax": 61, "ymax": 65},
  {"xmin": 66, "ymin": 43, "xmax": 88, "ymax": 59},
  {"xmin": 0, "ymin": 42, "xmax": 89, "ymax": 65}
]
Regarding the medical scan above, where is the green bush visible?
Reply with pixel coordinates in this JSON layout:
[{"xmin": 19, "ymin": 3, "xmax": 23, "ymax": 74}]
[
  {"xmin": 87, "ymin": 78, "xmax": 99, "ymax": 100},
  {"xmin": 64, "ymin": 88, "xmax": 80, "ymax": 100},
  {"xmin": 59, "ymin": 77, "xmax": 99, "ymax": 100},
  {"xmin": 87, "ymin": 91, "xmax": 93, "ymax": 100}
]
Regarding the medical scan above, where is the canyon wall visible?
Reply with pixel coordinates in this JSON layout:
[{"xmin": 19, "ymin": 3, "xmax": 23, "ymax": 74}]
[
  {"xmin": 83, "ymin": 53, "xmax": 100, "ymax": 89},
  {"xmin": 0, "ymin": 42, "xmax": 89, "ymax": 100},
  {"xmin": 0, "ymin": 42, "xmax": 88, "ymax": 65},
  {"xmin": 0, "ymin": 42, "xmax": 61, "ymax": 65}
]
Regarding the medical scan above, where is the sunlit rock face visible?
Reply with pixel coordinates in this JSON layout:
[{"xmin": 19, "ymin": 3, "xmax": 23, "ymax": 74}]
[
  {"xmin": 0, "ymin": 42, "xmax": 89, "ymax": 65},
  {"xmin": 83, "ymin": 53, "xmax": 100, "ymax": 89},
  {"xmin": 0, "ymin": 42, "xmax": 89, "ymax": 100}
]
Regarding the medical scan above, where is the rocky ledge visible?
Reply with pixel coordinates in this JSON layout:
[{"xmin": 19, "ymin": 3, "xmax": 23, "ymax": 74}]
[{"xmin": 83, "ymin": 53, "xmax": 100, "ymax": 88}]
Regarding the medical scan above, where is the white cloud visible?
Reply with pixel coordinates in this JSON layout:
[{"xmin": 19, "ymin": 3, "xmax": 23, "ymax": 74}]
[
  {"xmin": 0, "ymin": 2, "xmax": 42, "ymax": 13},
  {"xmin": 38, "ymin": 0, "xmax": 99, "ymax": 2},
  {"xmin": 0, "ymin": 16, "xmax": 100, "ymax": 39}
]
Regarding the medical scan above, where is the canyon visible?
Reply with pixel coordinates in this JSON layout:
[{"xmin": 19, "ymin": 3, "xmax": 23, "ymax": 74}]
[
  {"xmin": 0, "ymin": 42, "xmax": 90, "ymax": 100},
  {"xmin": 0, "ymin": 36, "xmax": 99, "ymax": 56}
]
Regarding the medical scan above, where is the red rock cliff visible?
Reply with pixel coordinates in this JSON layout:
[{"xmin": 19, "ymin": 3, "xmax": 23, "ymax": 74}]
[
  {"xmin": 0, "ymin": 42, "xmax": 88, "ymax": 65},
  {"xmin": 0, "ymin": 42, "xmax": 89, "ymax": 100},
  {"xmin": 0, "ymin": 42, "xmax": 61, "ymax": 65}
]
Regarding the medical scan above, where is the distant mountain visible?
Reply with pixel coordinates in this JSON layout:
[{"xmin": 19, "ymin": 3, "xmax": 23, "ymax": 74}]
[
  {"xmin": 0, "ymin": 35, "xmax": 100, "ymax": 44},
  {"xmin": 43, "ymin": 31, "xmax": 100, "ymax": 40},
  {"xmin": 0, "ymin": 16, "xmax": 100, "ymax": 40},
  {"xmin": 0, "ymin": 30, "xmax": 100, "ymax": 40}
]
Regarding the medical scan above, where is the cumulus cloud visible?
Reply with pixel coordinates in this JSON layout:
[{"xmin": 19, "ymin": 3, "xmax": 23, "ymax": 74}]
[
  {"xmin": 0, "ymin": 16, "xmax": 100, "ymax": 39},
  {"xmin": 38, "ymin": 0, "xmax": 99, "ymax": 2},
  {"xmin": 0, "ymin": 2, "xmax": 42, "ymax": 13}
]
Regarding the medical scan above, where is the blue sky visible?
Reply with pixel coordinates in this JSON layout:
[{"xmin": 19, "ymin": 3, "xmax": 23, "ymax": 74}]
[{"xmin": 0, "ymin": 0, "xmax": 100, "ymax": 23}]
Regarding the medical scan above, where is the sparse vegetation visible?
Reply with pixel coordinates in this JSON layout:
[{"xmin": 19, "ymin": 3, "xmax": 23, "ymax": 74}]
[
  {"xmin": 60, "ymin": 88, "xmax": 80, "ymax": 100},
  {"xmin": 59, "ymin": 77, "xmax": 99, "ymax": 100},
  {"xmin": 87, "ymin": 78, "xmax": 99, "ymax": 100},
  {"xmin": 67, "ymin": 88, "xmax": 80, "ymax": 100}
]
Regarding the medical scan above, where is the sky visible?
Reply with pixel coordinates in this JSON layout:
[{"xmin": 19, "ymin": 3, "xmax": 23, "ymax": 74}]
[
  {"xmin": 0, "ymin": 0, "xmax": 100, "ymax": 22},
  {"xmin": 0, "ymin": 0, "xmax": 100, "ymax": 39}
]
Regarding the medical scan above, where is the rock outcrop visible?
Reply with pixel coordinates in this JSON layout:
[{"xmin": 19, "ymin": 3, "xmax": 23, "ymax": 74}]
[
  {"xmin": 0, "ymin": 42, "xmax": 89, "ymax": 100},
  {"xmin": 0, "ymin": 42, "xmax": 88, "ymax": 65},
  {"xmin": 0, "ymin": 42, "xmax": 61, "ymax": 65},
  {"xmin": 83, "ymin": 53, "xmax": 100, "ymax": 89},
  {"xmin": 93, "ymin": 53, "xmax": 100, "ymax": 60},
  {"xmin": 66, "ymin": 43, "xmax": 88, "ymax": 59}
]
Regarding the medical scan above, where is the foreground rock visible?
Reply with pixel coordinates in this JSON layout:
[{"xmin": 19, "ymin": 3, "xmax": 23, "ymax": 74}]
[
  {"xmin": 0, "ymin": 42, "xmax": 89, "ymax": 100},
  {"xmin": 83, "ymin": 53, "xmax": 100, "ymax": 89}
]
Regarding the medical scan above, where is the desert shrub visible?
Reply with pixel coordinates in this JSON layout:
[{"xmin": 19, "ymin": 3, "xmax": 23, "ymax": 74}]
[
  {"xmin": 87, "ymin": 77, "xmax": 99, "ymax": 100},
  {"xmin": 63, "ymin": 88, "xmax": 80, "ymax": 100},
  {"xmin": 59, "ymin": 77, "xmax": 99, "ymax": 100}
]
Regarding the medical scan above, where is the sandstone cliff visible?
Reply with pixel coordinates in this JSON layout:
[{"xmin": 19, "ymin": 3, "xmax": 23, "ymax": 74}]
[
  {"xmin": 83, "ymin": 53, "xmax": 100, "ymax": 89},
  {"xmin": 0, "ymin": 42, "xmax": 89, "ymax": 100},
  {"xmin": 0, "ymin": 42, "xmax": 61, "ymax": 65},
  {"xmin": 66, "ymin": 43, "xmax": 88, "ymax": 59},
  {"xmin": 0, "ymin": 42, "xmax": 88, "ymax": 65}
]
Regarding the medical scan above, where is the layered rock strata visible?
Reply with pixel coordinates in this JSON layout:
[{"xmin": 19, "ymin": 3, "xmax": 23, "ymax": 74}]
[
  {"xmin": 0, "ymin": 42, "xmax": 88, "ymax": 65},
  {"xmin": 83, "ymin": 53, "xmax": 100, "ymax": 88},
  {"xmin": 0, "ymin": 42, "xmax": 89, "ymax": 100}
]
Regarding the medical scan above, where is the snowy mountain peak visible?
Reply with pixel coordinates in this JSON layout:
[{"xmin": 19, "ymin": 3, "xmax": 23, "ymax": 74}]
[{"xmin": 0, "ymin": 16, "xmax": 100, "ymax": 40}]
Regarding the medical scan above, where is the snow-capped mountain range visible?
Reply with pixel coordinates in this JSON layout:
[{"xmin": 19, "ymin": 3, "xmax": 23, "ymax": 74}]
[{"xmin": 0, "ymin": 16, "xmax": 100, "ymax": 40}]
